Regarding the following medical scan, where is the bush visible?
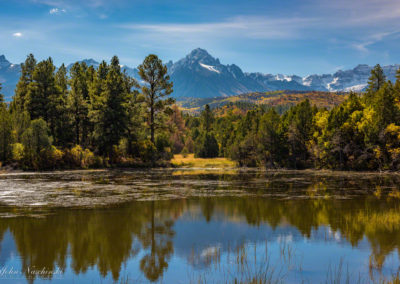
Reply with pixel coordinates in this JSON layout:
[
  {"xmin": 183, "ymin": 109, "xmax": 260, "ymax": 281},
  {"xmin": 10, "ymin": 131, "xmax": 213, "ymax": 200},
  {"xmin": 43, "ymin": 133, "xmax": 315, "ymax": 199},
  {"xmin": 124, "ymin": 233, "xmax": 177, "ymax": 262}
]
[
  {"xmin": 11, "ymin": 143, "xmax": 24, "ymax": 162},
  {"xmin": 69, "ymin": 145, "xmax": 97, "ymax": 168},
  {"xmin": 195, "ymin": 133, "xmax": 219, "ymax": 158},
  {"xmin": 70, "ymin": 145, "xmax": 84, "ymax": 167},
  {"xmin": 41, "ymin": 146, "xmax": 64, "ymax": 169},
  {"xmin": 139, "ymin": 139, "xmax": 156, "ymax": 162}
]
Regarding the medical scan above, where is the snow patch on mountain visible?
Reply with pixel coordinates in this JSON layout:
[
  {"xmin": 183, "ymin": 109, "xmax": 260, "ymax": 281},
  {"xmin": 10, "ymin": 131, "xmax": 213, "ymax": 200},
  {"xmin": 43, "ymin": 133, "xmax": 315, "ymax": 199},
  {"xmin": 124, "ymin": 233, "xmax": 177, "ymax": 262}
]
[
  {"xmin": 199, "ymin": 63, "xmax": 220, "ymax": 74},
  {"xmin": 275, "ymin": 74, "xmax": 293, "ymax": 82},
  {"xmin": 327, "ymin": 77, "xmax": 339, "ymax": 91},
  {"xmin": 344, "ymin": 84, "xmax": 368, "ymax": 92}
]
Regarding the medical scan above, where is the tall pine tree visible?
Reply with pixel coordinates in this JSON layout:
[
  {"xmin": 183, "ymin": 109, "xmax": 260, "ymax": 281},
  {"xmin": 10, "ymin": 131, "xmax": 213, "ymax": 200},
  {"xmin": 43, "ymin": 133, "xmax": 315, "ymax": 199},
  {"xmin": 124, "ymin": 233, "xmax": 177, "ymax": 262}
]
[
  {"xmin": 12, "ymin": 54, "xmax": 36, "ymax": 112},
  {"xmin": 138, "ymin": 54, "xmax": 174, "ymax": 144},
  {"xmin": 91, "ymin": 56, "xmax": 130, "ymax": 157},
  {"xmin": 68, "ymin": 62, "xmax": 91, "ymax": 146}
]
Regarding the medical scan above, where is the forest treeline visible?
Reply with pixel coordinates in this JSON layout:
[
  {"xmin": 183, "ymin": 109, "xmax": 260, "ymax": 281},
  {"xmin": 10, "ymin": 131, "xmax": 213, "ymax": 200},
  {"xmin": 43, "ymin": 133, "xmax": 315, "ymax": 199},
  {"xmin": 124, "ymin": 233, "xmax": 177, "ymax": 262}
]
[
  {"xmin": 0, "ymin": 54, "xmax": 175, "ymax": 169},
  {"xmin": 0, "ymin": 54, "xmax": 400, "ymax": 171},
  {"xmin": 194, "ymin": 64, "xmax": 400, "ymax": 170}
]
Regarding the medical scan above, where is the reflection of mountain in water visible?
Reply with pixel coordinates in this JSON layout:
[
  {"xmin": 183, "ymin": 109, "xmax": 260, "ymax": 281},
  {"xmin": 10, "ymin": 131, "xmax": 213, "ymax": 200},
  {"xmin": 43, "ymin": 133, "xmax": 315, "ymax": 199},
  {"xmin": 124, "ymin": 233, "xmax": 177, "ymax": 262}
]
[{"xmin": 0, "ymin": 194, "xmax": 398, "ymax": 282}]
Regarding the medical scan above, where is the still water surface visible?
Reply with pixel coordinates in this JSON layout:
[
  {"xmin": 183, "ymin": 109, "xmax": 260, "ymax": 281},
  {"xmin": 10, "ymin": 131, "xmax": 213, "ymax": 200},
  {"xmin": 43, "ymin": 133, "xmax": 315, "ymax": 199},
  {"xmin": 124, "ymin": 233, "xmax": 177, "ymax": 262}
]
[{"xmin": 0, "ymin": 169, "xmax": 399, "ymax": 283}]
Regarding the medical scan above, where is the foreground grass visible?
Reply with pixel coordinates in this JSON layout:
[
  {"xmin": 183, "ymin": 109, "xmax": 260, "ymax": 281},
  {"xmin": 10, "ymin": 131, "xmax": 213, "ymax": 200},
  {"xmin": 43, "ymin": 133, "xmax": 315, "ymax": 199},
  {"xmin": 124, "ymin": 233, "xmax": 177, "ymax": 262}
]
[{"xmin": 171, "ymin": 154, "xmax": 236, "ymax": 168}]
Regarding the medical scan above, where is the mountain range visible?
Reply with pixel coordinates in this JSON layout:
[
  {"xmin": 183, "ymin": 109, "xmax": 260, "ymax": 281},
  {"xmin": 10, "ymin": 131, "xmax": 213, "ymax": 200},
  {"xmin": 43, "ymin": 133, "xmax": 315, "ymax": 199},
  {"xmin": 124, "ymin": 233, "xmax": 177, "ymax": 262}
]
[{"xmin": 0, "ymin": 48, "xmax": 399, "ymax": 101}]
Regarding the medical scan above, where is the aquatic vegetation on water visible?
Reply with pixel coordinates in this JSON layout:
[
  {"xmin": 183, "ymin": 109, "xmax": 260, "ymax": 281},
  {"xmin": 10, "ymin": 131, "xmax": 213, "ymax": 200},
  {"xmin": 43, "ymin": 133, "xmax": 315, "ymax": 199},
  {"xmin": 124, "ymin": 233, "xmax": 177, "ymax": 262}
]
[{"xmin": 0, "ymin": 169, "xmax": 400, "ymax": 209}]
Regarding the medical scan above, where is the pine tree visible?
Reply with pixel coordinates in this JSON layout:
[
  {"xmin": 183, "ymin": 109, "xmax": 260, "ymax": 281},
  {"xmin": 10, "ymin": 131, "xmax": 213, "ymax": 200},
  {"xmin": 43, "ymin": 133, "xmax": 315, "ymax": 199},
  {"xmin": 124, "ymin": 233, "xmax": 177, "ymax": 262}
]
[
  {"xmin": 0, "ymin": 82, "xmax": 4, "ymax": 105},
  {"xmin": 91, "ymin": 56, "xmax": 130, "ymax": 157},
  {"xmin": 259, "ymin": 108, "xmax": 284, "ymax": 167},
  {"xmin": 0, "ymin": 84, "xmax": 12, "ymax": 162},
  {"xmin": 366, "ymin": 64, "xmax": 386, "ymax": 99},
  {"xmin": 25, "ymin": 58, "xmax": 57, "ymax": 122},
  {"xmin": 12, "ymin": 54, "xmax": 36, "ymax": 111},
  {"xmin": 138, "ymin": 54, "xmax": 174, "ymax": 145},
  {"xmin": 125, "ymin": 88, "xmax": 144, "ymax": 156},
  {"xmin": 201, "ymin": 104, "xmax": 214, "ymax": 133},
  {"xmin": 68, "ymin": 62, "xmax": 91, "ymax": 146},
  {"xmin": 394, "ymin": 68, "xmax": 400, "ymax": 98},
  {"xmin": 53, "ymin": 64, "xmax": 72, "ymax": 146}
]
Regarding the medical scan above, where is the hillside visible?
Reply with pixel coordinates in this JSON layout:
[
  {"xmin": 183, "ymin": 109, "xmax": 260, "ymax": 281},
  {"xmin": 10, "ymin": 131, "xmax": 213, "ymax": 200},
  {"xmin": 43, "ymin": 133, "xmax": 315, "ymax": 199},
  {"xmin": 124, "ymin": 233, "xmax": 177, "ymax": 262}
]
[{"xmin": 177, "ymin": 91, "xmax": 347, "ymax": 115}]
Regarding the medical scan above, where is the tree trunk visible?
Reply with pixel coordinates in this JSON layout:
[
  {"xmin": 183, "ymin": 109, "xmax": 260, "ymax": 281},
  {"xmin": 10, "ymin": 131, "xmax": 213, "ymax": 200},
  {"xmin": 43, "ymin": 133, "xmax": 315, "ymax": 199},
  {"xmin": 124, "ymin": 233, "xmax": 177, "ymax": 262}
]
[{"xmin": 150, "ymin": 105, "xmax": 154, "ymax": 144}]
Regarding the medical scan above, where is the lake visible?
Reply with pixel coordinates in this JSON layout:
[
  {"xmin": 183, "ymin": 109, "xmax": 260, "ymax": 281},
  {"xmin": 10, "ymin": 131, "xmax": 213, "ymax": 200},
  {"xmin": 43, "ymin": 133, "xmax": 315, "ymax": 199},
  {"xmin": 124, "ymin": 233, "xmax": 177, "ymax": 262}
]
[{"xmin": 0, "ymin": 169, "xmax": 399, "ymax": 283}]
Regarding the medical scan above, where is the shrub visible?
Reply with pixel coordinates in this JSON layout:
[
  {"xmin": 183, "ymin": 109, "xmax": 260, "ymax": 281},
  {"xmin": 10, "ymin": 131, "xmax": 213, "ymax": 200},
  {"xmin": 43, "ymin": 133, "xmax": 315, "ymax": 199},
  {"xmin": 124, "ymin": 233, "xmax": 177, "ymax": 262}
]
[
  {"xmin": 41, "ymin": 146, "xmax": 64, "ymax": 169},
  {"xmin": 139, "ymin": 140, "xmax": 156, "ymax": 162},
  {"xmin": 69, "ymin": 145, "xmax": 97, "ymax": 168},
  {"xmin": 70, "ymin": 145, "xmax": 84, "ymax": 167},
  {"xmin": 11, "ymin": 143, "xmax": 24, "ymax": 162}
]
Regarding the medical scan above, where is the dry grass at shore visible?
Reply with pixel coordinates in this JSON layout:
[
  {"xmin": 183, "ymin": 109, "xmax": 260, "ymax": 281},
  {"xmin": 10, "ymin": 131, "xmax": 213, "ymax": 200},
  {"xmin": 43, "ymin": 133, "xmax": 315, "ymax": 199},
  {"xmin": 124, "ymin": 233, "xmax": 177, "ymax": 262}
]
[{"xmin": 171, "ymin": 154, "xmax": 236, "ymax": 168}]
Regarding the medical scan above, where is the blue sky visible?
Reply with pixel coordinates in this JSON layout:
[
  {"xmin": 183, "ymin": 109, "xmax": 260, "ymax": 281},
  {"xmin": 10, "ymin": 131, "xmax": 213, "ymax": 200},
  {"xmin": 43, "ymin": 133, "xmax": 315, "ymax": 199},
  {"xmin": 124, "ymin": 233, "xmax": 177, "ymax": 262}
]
[{"xmin": 1, "ymin": 0, "xmax": 400, "ymax": 75}]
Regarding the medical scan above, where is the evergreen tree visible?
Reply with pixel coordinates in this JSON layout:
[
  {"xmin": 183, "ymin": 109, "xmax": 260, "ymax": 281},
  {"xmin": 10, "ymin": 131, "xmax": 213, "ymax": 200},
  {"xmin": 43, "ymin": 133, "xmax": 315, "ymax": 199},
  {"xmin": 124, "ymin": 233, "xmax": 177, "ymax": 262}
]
[
  {"xmin": 194, "ymin": 104, "xmax": 220, "ymax": 158},
  {"xmin": 195, "ymin": 133, "xmax": 219, "ymax": 158},
  {"xmin": 283, "ymin": 99, "xmax": 315, "ymax": 168},
  {"xmin": 123, "ymin": 75, "xmax": 143, "ymax": 157},
  {"xmin": 0, "ymin": 83, "xmax": 4, "ymax": 105},
  {"xmin": 201, "ymin": 104, "xmax": 214, "ymax": 133},
  {"xmin": 12, "ymin": 54, "xmax": 36, "ymax": 111},
  {"xmin": 0, "ymin": 91, "xmax": 12, "ymax": 162},
  {"xmin": 25, "ymin": 58, "xmax": 57, "ymax": 123},
  {"xmin": 91, "ymin": 56, "xmax": 130, "ymax": 157},
  {"xmin": 138, "ymin": 54, "xmax": 174, "ymax": 144},
  {"xmin": 394, "ymin": 68, "xmax": 400, "ymax": 97},
  {"xmin": 68, "ymin": 62, "xmax": 91, "ymax": 146},
  {"xmin": 53, "ymin": 64, "xmax": 72, "ymax": 146},
  {"xmin": 373, "ymin": 82, "xmax": 398, "ymax": 130},
  {"xmin": 259, "ymin": 108, "xmax": 284, "ymax": 167},
  {"xmin": 366, "ymin": 64, "xmax": 386, "ymax": 100}
]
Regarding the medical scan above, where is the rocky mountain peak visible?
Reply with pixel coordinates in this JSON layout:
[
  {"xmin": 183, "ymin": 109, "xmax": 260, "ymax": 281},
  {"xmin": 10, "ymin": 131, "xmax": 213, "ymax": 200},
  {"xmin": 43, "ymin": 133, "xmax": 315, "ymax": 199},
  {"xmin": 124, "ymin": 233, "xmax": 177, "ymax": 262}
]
[
  {"xmin": 0, "ymin": 55, "xmax": 11, "ymax": 68},
  {"xmin": 82, "ymin": 59, "xmax": 99, "ymax": 66},
  {"xmin": 185, "ymin": 48, "xmax": 218, "ymax": 65}
]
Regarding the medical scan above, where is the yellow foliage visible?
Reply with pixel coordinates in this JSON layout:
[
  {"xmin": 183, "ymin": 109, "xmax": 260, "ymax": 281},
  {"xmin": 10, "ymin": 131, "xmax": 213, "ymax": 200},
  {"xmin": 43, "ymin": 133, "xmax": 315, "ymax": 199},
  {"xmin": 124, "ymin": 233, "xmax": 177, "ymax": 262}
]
[
  {"xmin": 350, "ymin": 110, "xmax": 363, "ymax": 124},
  {"xmin": 50, "ymin": 146, "xmax": 64, "ymax": 161},
  {"xmin": 70, "ymin": 145, "xmax": 96, "ymax": 168},
  {"xmin": 357, "ymin": 107, "xmax": 376, "ymax": 133},
  {"xmin": 385, "ymin": 123, "xmax": 400, "ymax": 140},
  {"xmin": 314, "ymin": 110, "xmax": 329, "ymax": 130},
  {"xmin": 11, "ymin": 143, "xmax": 24, "ymax": 161},
  {"xmin": 373, "ymin": 146, "xmax": 382, "ymax": 159},
  {"xmin": 71, "ymin": 145, "xmax": 84, "ymax": 165},
  {"xmin": 82, "ymin": 149, "xmax": 96, "ymax": 168}
]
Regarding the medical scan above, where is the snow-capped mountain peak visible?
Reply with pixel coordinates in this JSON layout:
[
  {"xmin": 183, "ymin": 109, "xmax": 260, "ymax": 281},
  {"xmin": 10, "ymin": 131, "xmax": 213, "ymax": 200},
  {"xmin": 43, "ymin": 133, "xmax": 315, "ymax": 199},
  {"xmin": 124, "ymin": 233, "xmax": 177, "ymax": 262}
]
[{"xmin": 0, "ymin": 49, "xmax": 399, "ymax": 100}]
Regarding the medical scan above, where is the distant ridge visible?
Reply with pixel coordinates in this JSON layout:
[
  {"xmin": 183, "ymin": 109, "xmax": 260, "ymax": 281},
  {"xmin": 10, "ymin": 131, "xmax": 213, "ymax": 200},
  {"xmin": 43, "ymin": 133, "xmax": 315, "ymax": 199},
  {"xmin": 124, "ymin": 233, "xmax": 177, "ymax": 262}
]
[{"xmin": 0, "ymin": 49, "xmax": 399, "ymax": 101}]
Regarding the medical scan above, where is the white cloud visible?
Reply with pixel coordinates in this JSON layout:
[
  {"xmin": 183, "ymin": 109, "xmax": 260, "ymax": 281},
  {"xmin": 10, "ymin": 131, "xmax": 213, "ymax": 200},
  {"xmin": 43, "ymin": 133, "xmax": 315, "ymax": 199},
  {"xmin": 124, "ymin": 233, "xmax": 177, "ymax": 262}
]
[
  {"xmin": 13, "ymin": 32, "xmax": 22, "ymax": 37},
  {"xmin": 49, "ymin": 8, "xmax": 66, "ymax": 14},
  {"xmin": 350, "ymin": 30, "xmax": 400, "ymax": 53},
  {"xmin": 121, "ymin": 16, "xmax": 317, "ymax": 41}
]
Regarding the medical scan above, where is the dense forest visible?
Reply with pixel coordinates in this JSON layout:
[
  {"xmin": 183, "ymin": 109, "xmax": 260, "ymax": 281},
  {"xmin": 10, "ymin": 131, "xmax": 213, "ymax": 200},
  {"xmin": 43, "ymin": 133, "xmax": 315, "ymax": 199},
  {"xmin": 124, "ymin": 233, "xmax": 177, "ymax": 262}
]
[{"xmin": 0, "ymin": 54, "xmax": 400, "ymax": 171}]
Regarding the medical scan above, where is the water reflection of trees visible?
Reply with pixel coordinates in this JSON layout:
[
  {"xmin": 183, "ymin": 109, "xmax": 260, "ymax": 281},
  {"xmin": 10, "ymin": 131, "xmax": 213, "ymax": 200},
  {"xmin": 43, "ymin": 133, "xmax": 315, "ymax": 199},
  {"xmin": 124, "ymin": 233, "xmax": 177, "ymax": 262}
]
[
  {"xmin": 0, "ymin": 200, "xmax": 185, "ymax": 282},
  {"xmin": 0, "ymin": 194, "xmax": 398, "ymax": 282}
]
